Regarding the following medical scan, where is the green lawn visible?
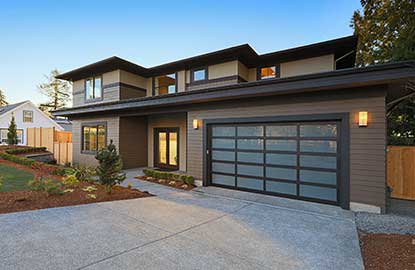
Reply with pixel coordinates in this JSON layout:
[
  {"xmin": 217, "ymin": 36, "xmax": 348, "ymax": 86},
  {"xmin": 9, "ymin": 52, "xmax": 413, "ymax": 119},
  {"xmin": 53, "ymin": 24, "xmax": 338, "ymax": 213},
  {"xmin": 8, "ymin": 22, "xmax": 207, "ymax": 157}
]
[{"xmin": 0, "ymin": 164, "xmax": 34, "ymax": 192}]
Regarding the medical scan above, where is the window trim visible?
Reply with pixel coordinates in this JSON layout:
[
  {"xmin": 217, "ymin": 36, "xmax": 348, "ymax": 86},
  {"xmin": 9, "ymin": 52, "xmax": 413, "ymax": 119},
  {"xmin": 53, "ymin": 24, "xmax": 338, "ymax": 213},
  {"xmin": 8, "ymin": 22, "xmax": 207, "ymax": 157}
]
[
  {"xmin": 152, "ymin": 72, "xmax": 178, "ymax": 96},
  {"xmin": 84, "ymin": 75, "xmax": 103, "ymax": 102},
  {"xmin": 81, "ymin": 122, "xmax": 107, "ymax": 154},
  {"xmin": 0, "ymin": 128, "xmax": 23, "ymax": 144},
  {"xmin": 23, "ymin": 110, "xmax": 34, "ymax": 123},
  {"xmin": 190, "ymin": 67, "xmax": 208, "ymax": 83},
  {"xmin": 257, "ymin": 64, "xmax": 281, "ymax": 80}
]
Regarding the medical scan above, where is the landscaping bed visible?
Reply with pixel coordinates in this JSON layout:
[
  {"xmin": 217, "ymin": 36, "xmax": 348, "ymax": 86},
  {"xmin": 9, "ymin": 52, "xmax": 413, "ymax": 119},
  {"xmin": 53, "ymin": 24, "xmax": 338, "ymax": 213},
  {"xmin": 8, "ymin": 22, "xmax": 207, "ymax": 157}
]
[
  {"xmin": 0, "ymin": 181, "xmax": 151, "ymax": 214},
  {"xmin": 359, "ymin": 232, "xmax": 415, "ymax": 270},
  {"xmin": 136, "ymin": 169, "xmax": 196, "ymax": 191}
]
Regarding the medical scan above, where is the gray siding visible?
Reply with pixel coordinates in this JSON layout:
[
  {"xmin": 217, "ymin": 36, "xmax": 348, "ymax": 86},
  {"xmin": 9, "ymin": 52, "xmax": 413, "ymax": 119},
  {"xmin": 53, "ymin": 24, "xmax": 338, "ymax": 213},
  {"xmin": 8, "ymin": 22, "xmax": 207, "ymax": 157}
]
[
  {"xmin": 186, "ymin": 78, "xmax": 238, "ymax": 91},
  {"xmin": 72, "ymin": 116, "xmax": 120, "ymax": 167},
  {"xmin": 187, "ymin": 87, "xmax": 387, "ymax": 209}
]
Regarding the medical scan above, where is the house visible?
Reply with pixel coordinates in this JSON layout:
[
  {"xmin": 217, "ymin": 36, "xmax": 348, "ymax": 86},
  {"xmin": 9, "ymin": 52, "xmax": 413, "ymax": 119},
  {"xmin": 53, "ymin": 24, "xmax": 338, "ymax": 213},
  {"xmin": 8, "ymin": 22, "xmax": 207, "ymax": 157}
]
[
  {"xmin": 52, "ymin": 36, "xmax": 415, "ymax": 213},
  {"xmin": 53, "ymin": 117, "xmax": 72, "ymax": 132},
  {"xmin": 0, "ymin": 100, "xmax": 63, "ymax": 145}
]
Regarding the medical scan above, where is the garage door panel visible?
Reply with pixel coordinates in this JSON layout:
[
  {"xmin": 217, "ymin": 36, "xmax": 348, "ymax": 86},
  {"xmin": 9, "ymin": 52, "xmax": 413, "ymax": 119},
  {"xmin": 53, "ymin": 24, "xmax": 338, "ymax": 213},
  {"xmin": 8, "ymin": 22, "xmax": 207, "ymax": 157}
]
[{"xmin": 208, "ymin": 121, "xmax": 341, "ymax": 206}]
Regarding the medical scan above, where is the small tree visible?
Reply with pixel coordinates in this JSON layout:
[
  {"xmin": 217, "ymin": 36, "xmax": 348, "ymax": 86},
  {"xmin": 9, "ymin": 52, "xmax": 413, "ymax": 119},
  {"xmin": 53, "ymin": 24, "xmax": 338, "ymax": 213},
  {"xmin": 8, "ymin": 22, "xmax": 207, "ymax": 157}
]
[
  {"xmin": 95, "ymin": 140, "xmax": 126, "ymax": 193},
  {"xmin": 7, "ymin": 113, "xmax": 18, "ymax": 145},
  {"xmin": 0, "ymin": 89, "xmax": 8, "ymax": 106}
]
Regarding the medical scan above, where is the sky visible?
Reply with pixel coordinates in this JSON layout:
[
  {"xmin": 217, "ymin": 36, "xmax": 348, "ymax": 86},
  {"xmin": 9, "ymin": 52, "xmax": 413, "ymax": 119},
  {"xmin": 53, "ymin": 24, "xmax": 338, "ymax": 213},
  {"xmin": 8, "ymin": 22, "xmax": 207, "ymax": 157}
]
[{"xmin": 0, "ymin": 0, "xmax": 361, "ymax": 105}]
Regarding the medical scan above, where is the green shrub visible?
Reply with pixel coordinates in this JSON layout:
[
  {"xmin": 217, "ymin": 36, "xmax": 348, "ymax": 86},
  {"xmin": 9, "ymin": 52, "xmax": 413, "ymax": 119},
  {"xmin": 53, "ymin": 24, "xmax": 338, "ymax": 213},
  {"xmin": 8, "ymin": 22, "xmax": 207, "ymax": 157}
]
[
  {"xmin": 0, "ymin": 176, "xmax": 3, "ymax": 191},
  {"xmin": 95, "ymin": 140, "xmax": 126, "ymax": 193},
  {"xmin": 143, "ymin": 169, "xmax": 153, "ymax": 177},
  {"xmin": 28, "ymin": 178, "xmax": 43, "ymax": 191},
  {"xmin": 0, "ymin": 152, "xmax": 36, "ymax": 166},
  {"xmin": 28, "ymin": 177, "xmax": 63, "ymax": 196},
  {"xmin": 73, "ymin": 165, "xmax": 95, "ymax": 182},
  {"xmin": 180, "ymin": 175, "xmax": 187, "ymax": 182},
  {"xmin": 184, "ymin": 176, "xmax": 195, "ymax": 186},
  {"xmin": 5, "ymin": 147, "xmax": 47, "ymax": 155},
  {"xmin": 172, "ymin": 173, "xmax": 180, "ymax": 181},
  {"xmin": 62, "ymin": 175, "xmax": 80, "ymax": 187}
]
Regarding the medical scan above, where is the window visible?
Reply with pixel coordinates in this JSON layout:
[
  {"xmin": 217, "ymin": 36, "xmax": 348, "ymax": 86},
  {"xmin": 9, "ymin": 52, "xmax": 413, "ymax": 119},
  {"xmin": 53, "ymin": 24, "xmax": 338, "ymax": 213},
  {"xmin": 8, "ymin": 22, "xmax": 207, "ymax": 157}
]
[
  {"xmin": 82, "ymin": 124, "xmax": 106, "ymax": 153},
  {"xmin": 85, "ymin": 76, "xmax": 102, "ymax": 100},
  {"xmin": 0, "ymin": 129, "xmax": 23, "ymax": 144},
  {"xmin": 153, "ymin": 73, "xmax": 176, "ymax": 95},
  {"xmin": 23, "ymin": 110, "xmax": 33, "ymax": 122},
  {"xmin": 259, "ymin": 66, "xmax": 279, "ymax": 80},
  {"xmin": 191, "ymin": 68, "xmax": 207, "ymax": 82}
]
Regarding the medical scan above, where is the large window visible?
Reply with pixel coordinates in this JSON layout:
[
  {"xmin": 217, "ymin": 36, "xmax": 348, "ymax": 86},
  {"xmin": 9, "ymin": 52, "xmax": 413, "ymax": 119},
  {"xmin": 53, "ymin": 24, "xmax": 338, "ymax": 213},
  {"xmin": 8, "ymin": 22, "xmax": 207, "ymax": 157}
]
[
  {"xmin": 153, "ymin": 73, "xmax": 176, "ymax": 95},
  {"xmin": 23, "ymin": 110, "xmax": 33, "ymax": 123},
  {"xmin": 85, "ymin": 76, "xmax": 102, "ymax": 101},
  {"xmin": 259, "ymin": 66, "xmax": 279, "ymax": 80},
  {"xmin": 191, "ymin": 67, "xmax": 207, "ymax": 82},
  {"xmin": 0, "ymin": 129, "xmax": 23, "ymax": 144},
  {"xmin": 82, "ymin": 123, "xmax": 106, "ymax": 153}
]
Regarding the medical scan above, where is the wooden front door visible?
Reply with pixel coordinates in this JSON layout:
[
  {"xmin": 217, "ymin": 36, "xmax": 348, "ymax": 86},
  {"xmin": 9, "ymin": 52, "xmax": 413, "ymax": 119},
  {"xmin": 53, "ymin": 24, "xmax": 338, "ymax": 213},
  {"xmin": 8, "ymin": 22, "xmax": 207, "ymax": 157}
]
[{"xmin": 154, "ymin": 128, "xmax": 179, "ymax": 170}]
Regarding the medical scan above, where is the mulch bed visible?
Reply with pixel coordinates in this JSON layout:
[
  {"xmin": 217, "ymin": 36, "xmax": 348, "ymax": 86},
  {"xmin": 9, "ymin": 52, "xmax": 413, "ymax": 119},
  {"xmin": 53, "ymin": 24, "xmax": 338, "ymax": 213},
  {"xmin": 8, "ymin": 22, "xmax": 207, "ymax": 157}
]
[
  {"xmin": 359, "ymin": 232, "xmax": 415, "ymax": 270},
  {"xmin": 136, "ymin": 175, "xmax": 194, "ymax": 191},
  {"xmin": 0, "ymin": 182, "xmax": 152, "ymax": 214}
]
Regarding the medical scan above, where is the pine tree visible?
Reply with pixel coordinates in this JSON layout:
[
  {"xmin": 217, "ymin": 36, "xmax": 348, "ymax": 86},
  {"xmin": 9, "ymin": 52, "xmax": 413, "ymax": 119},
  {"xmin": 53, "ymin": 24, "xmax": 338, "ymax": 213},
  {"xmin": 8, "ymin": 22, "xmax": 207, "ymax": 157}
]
[
  {"xmin": 0, "ymin": 89, "xmax": 8, "ymax": 106},
  {"xmin": 7, "ymin": 114, "xmax": 18, "ymax": 145},
  {"xmin": 38, "ymin": 69, "xmax": 72, "ymax": 112},
  {"xmin": 95, "ymin": 140, "xmax": 126, "ymax": 193}
]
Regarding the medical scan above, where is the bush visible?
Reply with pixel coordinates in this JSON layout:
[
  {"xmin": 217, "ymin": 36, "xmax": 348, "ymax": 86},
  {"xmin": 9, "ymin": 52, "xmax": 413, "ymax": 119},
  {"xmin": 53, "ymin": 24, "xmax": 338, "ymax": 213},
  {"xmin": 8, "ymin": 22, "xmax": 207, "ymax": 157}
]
[
  {"xmin": 62, "ymin": 175, "xmax": 80, "ymax": 187},
  {"xmin": 0, "ymin": 152, "xmax": 36, "ymax": 166},
  {"xmin": 184, "ymin": 176, "xmax": 195, "ymax": 186},
  {"xmin": 28, "ymin": 177, "xmax": 63, "ymax": 196},
  {"xmin": 73, "ymin": 164, "xmax": 95, "ymax": 182},
  {"xmin": 142, "ymin": 169, "xmax": 195, "ymax": 186},
  {"xmin": 95, "ymin": 140, "xmax": 126, "ymax": 193},
  {"xmin": 0, "ymin": 176, "xmax": 3, "ymax": 191},
  {"xmin": 5, "ymin": 147, "xmax": 47, "ymax": 155}
]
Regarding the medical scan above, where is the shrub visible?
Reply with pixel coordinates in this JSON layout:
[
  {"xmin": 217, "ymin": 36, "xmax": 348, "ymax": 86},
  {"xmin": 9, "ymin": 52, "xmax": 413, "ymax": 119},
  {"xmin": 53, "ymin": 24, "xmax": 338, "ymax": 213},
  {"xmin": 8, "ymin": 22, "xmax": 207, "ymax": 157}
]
[
  {"xmin": 127, "ymin": 182, "xmax": 132, "ymax": 189},
  {"xmin": 143, "ymin": 169, "xmax": 153, "ymax": 177},
  {"xmin": 82, "ymin": 186, "xmax": 97, "ymax": 192},
  {"xmin": 184, "ymin": 176, "xmax": 195, "ymax": 186},
  {"xmin": 0, "ymin": 152, "xmax": 36, "ymax": 166},
  {"xmin": 0, "ymin": 176, "xmax": 3, "ymax": 191},
  {"xmin": 5, "ymin": 147, "xmax": 47, "ymax": 155},
  {"xmin": 28, "ymin": 177, "xmax": 63, "ymax": 196},
  {"xmin": 7, "ymin": 114, "xmax": 18, "ymax": 145},
  {"xmin": 142, "ymin": 169, "xmax": 195, "ymax": 186},
  {"xmin": 180, "ymin": 175, "xmax": 187, "ymax": 182},
  {"xmin": 62, "ymin": 175, "xmax": 80, "ymax": 187},
  {"xmin": 73, "ymin": 165, "xmax": 95, "ymax": 182},
  {"xmin": 95, "ymin": 140, "xmax": 126, "ymax": 193}
]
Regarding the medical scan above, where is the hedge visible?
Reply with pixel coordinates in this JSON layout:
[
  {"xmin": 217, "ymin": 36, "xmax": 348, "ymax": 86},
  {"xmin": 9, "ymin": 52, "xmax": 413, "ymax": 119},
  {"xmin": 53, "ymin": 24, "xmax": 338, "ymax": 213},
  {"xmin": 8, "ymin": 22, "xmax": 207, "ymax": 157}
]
[
  {"xmin": 143, "ymin": 169, "xmax": 195, "ymax": 185},
  {"xmin": 5, "ymin": 147, "xmax": 47, "ymax": 155}
]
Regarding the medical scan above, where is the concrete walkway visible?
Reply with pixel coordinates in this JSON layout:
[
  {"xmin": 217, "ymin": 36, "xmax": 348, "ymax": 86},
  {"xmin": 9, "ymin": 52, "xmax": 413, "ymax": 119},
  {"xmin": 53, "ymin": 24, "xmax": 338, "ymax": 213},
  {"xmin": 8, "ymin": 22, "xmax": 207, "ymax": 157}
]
[{"xmin": 0, "ymin": 169, "xmax": 364, "ymax": 270}]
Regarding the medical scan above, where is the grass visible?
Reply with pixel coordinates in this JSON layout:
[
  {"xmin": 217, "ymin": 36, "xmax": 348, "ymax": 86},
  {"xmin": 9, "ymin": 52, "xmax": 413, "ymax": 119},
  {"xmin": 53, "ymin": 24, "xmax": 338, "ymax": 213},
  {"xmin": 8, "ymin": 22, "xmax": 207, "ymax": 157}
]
[{"xmin": 0, "ymin": 164, "xmax": 34, "ymax": 192}]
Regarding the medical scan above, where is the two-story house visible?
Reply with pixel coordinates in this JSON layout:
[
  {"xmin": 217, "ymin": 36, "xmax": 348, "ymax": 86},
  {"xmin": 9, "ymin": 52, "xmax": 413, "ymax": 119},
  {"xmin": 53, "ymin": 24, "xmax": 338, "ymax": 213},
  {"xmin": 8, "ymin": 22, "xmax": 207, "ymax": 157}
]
[{"xmin": 53, "ymin": 35, "xmax": 415, "ymax": 213}]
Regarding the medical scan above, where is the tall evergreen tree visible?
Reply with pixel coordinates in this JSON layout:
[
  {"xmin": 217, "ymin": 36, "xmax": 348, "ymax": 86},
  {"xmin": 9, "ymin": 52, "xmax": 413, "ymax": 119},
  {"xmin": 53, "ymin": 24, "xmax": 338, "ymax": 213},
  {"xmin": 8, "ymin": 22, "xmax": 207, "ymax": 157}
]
[
  {"xmin": 7, "ymin": 113, "xmax": 18, "ymax": 145},
  {"xmin": 0, "ymin": 89, "xmax": 8, "ymax": 106},
  {"xmin": 38, "ymin": 69, "xmax": 71, "ymax": 112},
  {"xmin": 351, "ymin": 0, "xmax": 415, "ymax": 145}
]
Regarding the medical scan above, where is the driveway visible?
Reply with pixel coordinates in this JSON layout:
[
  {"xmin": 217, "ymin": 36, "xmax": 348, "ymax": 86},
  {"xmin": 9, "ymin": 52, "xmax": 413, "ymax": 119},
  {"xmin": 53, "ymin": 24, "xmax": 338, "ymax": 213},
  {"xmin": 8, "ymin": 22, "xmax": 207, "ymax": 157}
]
[{"xmin": 0, "ymin": 169, "xmax": 363, "ymax": 270}]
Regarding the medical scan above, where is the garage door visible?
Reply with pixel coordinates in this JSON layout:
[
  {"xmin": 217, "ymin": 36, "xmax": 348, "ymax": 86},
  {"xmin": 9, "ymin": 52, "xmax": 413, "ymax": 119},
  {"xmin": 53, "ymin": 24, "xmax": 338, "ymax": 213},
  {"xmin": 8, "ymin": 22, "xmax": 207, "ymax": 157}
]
[{"xmin": 207, "ymin": 122, "xmax": 341, "ymax": 205}]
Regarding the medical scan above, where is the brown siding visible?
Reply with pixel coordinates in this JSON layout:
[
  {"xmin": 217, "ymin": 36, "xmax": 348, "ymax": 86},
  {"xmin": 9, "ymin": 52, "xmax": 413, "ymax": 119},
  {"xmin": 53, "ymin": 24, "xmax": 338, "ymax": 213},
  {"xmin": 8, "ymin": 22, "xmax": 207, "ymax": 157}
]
[
  {"xmin": 186, "ymin": 78, "xmax": 238, "ymax": 91},
  {"xmin": 119, "ymin": 116, "xmax": 148, "ymax": 169},
  {"xmin": 72, "ymin": 116, "xmax": 120, "ymax": 167},
  {"xmin": 187, "ymin": 87, "xmax": 387, "ymax": 209}
]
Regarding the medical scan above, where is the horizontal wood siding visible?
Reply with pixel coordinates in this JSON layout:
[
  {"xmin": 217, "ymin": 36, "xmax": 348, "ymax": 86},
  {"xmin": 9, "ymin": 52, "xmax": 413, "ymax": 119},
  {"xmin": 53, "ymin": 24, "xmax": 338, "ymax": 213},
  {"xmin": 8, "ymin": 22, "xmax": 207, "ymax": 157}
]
[
  {"xmin": 72, "ymin": 116, "xmax": 120, "ymax": 167},
  {"xmin": 187, "ymin": 88, "xmax": 386, "ymax": 209}
]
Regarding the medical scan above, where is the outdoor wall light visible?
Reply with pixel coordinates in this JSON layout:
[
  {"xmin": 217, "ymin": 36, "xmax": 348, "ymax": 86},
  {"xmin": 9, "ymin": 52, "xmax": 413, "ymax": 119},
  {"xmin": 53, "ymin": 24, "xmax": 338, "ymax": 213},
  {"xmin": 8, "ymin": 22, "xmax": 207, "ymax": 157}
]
[
  {"xmin": 193, "ymin": 119, "xmax": 199, "ymax": 130},
  {"xmin": 358, "ymin": 111, "xmax": 368, "ymax": 127}
]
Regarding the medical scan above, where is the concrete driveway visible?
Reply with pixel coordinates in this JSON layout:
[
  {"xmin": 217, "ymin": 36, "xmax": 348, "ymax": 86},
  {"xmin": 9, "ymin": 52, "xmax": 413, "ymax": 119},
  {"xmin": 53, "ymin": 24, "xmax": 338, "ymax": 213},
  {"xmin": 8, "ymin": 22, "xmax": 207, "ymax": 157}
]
[{"xmin": 0, "ymin": 169, "xmax": 363, "ymax": 270}]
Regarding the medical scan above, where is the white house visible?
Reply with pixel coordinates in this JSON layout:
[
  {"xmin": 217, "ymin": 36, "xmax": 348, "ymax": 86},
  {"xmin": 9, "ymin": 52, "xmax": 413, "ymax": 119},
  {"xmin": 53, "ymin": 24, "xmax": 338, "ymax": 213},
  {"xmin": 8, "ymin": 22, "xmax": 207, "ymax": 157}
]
[{"xmin": 0, "ymin": 101, "xmax": 63, "ymax": 145}]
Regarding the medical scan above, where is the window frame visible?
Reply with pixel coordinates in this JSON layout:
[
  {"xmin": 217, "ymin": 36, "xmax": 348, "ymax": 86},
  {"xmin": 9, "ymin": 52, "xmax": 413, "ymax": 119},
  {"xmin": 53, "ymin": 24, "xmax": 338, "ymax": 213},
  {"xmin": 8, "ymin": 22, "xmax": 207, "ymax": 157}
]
[
  {"xmin": 190, "ymin": 67, "xmax": 208, "ymax": 83},
  {"xmin": 257, "ymin": 64, "xmax": 281, "ymax": 80},
  {"xmin": 0, "ymin": 128, "xmax": 23, "ymax": 144},
  {"xmin": 81, "ymin": 122, "xmax": 107, "ymax": 154},
  {"xmin": 23, "ymin": 110, "xmax": 34, "ymax": 123},
  {"xmin": 152, "ymin": 72, "xmax": 178, "ymax": 96},
  {"xmin": 84, "ymin": 75, "xmax": 103, "ymax": 102}
]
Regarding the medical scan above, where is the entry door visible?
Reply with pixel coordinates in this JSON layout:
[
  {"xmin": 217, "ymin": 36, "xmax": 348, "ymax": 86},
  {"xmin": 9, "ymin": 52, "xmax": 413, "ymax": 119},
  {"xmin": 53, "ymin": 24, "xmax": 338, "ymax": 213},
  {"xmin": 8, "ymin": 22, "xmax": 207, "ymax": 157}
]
[
  {"xmin": 155, "ymin": 128, "xmax": 179, "ymax": 170},
  {"xmin": 207, "ymin": 122, "xmax": 341, "ymax": 205}
]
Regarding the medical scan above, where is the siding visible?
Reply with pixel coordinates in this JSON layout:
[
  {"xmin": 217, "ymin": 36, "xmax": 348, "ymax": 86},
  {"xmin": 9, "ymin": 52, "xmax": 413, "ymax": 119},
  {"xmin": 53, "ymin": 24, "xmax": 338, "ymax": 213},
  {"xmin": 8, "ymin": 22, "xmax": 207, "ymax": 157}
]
[
  {"xmin": 187, "ymin": 87, "xmax": 387, "ymax": 209},
  {"xmin": 147, "ymin": 113, "xmax": 187, "ymax": 171},
  {"xmin": 72, "ymin": 116, "xmax": 120, "ymax": 167},
  {"xmin": 119, "ymin": 116, "xmax": 148, "ymax": 169}
]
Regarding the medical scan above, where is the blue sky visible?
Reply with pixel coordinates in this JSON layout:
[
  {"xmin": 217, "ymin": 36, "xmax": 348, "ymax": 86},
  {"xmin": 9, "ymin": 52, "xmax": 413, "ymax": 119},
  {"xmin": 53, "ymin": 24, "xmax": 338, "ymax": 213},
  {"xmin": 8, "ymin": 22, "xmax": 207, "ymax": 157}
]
[{"xmin": 0, "ymin": 0, "xmax": 361, "ymax": 105}]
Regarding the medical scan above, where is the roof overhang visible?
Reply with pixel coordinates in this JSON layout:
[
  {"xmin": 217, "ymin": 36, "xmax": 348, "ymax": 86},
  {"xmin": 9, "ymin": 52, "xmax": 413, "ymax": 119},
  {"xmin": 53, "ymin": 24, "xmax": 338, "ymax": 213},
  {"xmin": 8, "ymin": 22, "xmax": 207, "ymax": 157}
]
[{"xmin": 52, "ymin": 61, "xmax": 415, "ymax": 118}]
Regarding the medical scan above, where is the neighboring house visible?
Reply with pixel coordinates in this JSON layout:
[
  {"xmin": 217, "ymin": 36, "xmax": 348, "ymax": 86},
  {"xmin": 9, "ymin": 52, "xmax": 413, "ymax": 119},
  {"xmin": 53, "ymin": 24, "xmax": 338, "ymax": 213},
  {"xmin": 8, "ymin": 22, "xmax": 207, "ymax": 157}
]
[
  {"xmin": 0, "ymin": 101, "xmax": 63, "ymax": 145},
  {"xmin": 53, "ymin": 35, "xmax": 415, "ymax": 213},
  {"xmin": 53, "ymin": 117, "xmax": 72, "ymax": 132}
]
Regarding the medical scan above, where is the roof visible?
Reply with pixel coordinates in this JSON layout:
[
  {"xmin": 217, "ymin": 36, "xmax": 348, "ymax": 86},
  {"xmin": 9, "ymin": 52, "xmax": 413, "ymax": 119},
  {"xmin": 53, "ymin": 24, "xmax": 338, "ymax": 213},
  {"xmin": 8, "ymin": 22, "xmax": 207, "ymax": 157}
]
[
  {"xmin": 0, "ymin": 101, "xmax": 28, "ymax": 116},
  {"xmin": 56, "ymin": 35, "xmax": 357, "ymax": 81},
  {"xmin": 52, "ymin": 61, "xmax": 415, "ymax": 117},
  {"xmin": 53, "ymin": 118, "xmax": 72, "ymax": 132}
]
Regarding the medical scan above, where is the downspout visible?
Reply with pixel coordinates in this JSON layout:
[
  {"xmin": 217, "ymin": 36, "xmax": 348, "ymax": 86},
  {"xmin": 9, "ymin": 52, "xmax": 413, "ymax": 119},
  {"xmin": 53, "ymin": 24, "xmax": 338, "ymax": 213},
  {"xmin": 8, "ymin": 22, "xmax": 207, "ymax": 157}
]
[{"xmin": 334, "ymin": 50, "xmax": 355, "ymax": 70}]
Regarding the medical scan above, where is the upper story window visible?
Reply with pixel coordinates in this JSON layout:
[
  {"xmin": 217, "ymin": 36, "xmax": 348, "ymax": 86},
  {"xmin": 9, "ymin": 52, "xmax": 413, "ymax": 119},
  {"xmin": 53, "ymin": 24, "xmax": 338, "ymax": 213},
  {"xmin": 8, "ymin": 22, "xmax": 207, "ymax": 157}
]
[
  {"xmin": 259, "ymin": 65, "xmax": 280, "ymax": 80},
  {"xmin": 191, "ymin": 67, "xmax": 207, "ymax": 82},
  {"xmin": 23, "ymin": 110, "xmax": 33, "ymax": 123},
  {"xmin": 153, "ymin": 73, "xmax": 176, "ymax": 95},
  {"xmin": 85, "ymin": 76, "xmax": 102, "ymax": 101}
]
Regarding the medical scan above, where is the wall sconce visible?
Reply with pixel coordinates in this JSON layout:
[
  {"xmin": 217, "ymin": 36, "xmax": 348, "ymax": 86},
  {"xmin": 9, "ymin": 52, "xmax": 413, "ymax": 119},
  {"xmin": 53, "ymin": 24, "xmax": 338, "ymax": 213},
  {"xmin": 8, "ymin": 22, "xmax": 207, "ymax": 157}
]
[
  {"xmin": 193, "ymin": 119, "xmax": 199, "ymax": 130},
  {"xmin": 358, "ymin": 111, "xmax": 368, "ymax": 127}
]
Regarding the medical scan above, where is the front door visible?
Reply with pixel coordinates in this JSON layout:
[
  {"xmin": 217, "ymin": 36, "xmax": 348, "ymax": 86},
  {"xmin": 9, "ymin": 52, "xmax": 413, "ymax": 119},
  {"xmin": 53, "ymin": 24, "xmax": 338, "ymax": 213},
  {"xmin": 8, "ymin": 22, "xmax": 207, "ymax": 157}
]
[{"xmin": 154, "ymin": 128, "xmax": 179, "ymax": 170}]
